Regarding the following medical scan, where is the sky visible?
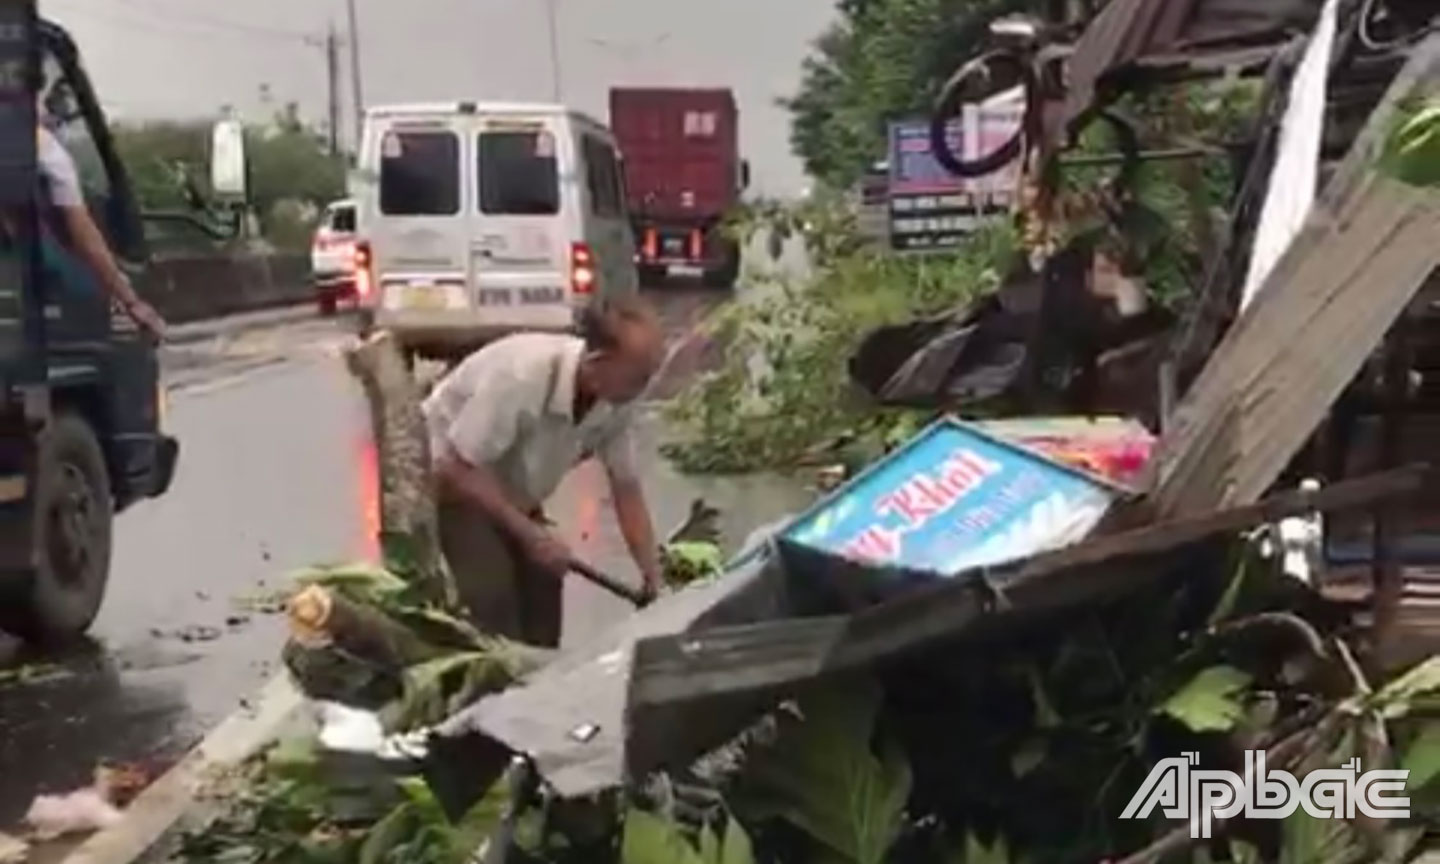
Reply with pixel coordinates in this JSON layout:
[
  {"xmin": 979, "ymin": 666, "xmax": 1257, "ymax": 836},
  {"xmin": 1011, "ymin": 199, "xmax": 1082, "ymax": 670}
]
[{"xmin": 40, "ymin": 0, "xmax": 836, "ymax": 196}]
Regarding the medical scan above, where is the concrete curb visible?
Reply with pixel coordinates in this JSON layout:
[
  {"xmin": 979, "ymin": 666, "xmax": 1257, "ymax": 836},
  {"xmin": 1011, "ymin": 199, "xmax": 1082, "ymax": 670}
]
[
  {"xmin": 165, "ymin": 303, "xmax": 320, "ymax": 347},
  {"xmin": 57, "ymin": 674, "xmax": 304, "ymax": 864}
]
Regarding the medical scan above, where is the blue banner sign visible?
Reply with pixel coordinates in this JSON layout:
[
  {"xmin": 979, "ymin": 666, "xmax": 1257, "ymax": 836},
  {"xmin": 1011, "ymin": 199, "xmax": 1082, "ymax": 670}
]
[{"xmin": 781, "ymin": 418, "xmax": 1120, "ymax": 576}]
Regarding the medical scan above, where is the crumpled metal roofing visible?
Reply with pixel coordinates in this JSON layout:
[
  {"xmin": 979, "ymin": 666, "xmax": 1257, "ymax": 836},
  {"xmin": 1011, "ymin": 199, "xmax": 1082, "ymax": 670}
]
[{"xmin": 1052, "ymin": 0, "xmax": 1323, "ymax": 146}]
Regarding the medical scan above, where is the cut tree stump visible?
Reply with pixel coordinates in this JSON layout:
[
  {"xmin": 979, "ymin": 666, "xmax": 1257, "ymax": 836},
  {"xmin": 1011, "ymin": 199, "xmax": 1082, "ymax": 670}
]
[{"xmin": 344, "ymin": 330, "xmax": 456, "ymax": 608}]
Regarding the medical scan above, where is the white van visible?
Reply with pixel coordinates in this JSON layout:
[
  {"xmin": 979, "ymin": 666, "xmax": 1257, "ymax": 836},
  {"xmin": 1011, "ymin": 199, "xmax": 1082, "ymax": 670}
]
[{"xmin": 351, "ymin": 102, "xmax": 639, "ymax": 358}]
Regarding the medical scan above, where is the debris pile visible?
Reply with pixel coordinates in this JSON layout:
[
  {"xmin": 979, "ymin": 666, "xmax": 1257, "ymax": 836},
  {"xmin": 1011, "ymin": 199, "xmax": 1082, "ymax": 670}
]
[{"xmin": 162, "ymin": 7, "xmax": 1440, "ymax": 862}]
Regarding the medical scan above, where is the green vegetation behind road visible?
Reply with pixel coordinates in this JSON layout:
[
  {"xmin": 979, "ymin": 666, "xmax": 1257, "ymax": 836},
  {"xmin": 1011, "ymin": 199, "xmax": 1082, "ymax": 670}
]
[
  {"xmin": 113, "ymin": 105, "xmax": 346, "ymax": 251},
  {"xmin": 784, "ymin": 0, "xmax": 1044, "ymax": 190},
  {"xmin": 665, "ymin": 195, "xmax": 1017, "ymax": 474}
]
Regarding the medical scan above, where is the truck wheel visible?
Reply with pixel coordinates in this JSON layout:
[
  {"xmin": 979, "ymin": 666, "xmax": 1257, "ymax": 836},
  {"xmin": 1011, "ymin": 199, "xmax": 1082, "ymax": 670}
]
[
  {"xmin": 702, "ymin": 239, "xmax": 741, "ymax": 289},
  {"xmin": 14, "ymin": 413, "xmax": 113, "ymax": 643}
]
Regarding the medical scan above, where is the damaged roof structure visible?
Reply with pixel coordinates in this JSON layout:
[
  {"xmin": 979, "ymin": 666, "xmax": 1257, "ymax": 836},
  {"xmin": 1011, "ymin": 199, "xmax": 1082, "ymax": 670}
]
[{"xmin": 437, "ymin": 0, "xmax": 1440, "ymax": 818}]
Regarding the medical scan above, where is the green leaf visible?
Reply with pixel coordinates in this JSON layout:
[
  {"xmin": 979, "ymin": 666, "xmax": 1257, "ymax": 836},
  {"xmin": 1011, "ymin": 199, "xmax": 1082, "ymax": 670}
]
[
  {"xmin": 1026, "ymin": 666, "xmax": 1061, "ymax": 729},
  {"xmin": 395, "ymin": 777, "xmax": 446, "ymax": 823},
  {"xmin": 1206, "ymin": 554, "xmax": 1249, "ymax": 628},
  {"xmin": 1225, "ymin": 840, "xmax": 1263, "ymax": 864},
  {"xmin": 1278, "ymin": 806, "xmax": 1361, "ymax": 864},
  {"xmin": 661, "ymin": 541, "xmax": 725, "ymax": 587},
  {"xmin": 698, "ymin": 826, "xmax": 722, "ymax": 864},
  {"xmin": 1379, "ymin": 99, "xmax": 1440, "ymax": 187},
  {"xmin": 264, "ymin": 735, "xmax": 321, "ymax": 779},
  {"xmin": 1157, "ymin": 666, "xmax": 1253, "ymax": 733},
  {"xmin": 947, "ymin": 832, "xmax": 1013, "ymax": 864},
  {"xmin": 394, "ymin": 651, "xmax": 493, "ymax": 730},
  {"xmin": 720, "ymin": 816, "xmax": 756, "ymax": 864},
  {"xmin": 295, "ymin": 562, "xmax": 410, "ymax": 602},
  {"xmin": 621, "ymin": 809, "xmax": 705, "ymax": 864},
  {"xmin": 448, "ymin": 776, "xmax": 512, "ymax": 855},
  {"xmin": 1402, "ymin": 721, "xmax": 1440, "ymax": 792},
  {"xmin": 1010, "ymin": 737, "xmax": 1047, "ymax": 779},
  {"xmin": 737, "ymin": 679, "xmax": 911, "ymax": 864},
  {"xmin": 358, "ymin": 801, "xmax": 415, "ymax": 864},
  {"xmin": 1370, "ymin": 656, "xmax": 1440, "ymax": 719}
]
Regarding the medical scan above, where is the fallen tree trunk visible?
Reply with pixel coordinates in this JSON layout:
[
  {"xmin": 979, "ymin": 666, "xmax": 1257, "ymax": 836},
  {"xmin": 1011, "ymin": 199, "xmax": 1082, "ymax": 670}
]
[
  {"xmin": 344, "ymin": 330, "xmax": 455, "ymax": 607},
  {"xmin": 279, "ymin": 331, "xmax": 466, "ymax": 710}
]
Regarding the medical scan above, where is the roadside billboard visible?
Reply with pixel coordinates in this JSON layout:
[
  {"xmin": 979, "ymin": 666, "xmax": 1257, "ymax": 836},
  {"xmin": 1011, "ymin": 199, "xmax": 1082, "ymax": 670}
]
[{"xmin": 887, "ymin": 87, "xmax": 1024, "ymax": 252}]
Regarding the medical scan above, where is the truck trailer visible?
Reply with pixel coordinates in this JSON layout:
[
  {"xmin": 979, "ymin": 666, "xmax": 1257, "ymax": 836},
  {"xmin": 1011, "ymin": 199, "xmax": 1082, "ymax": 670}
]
[{"xmin": 608, "ymin": 87, "xmax": 748, "ymax": 288}]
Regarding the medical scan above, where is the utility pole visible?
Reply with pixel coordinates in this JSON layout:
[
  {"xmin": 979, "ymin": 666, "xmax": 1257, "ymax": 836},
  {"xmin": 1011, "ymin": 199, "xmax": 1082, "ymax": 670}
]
[
  {"xmin": 545, "ymin": 0, "xmax": 562, "ymax": 102},
  {"xmin": 346, "ymin": 0, "xmax": 365, "ymax": 148},
  {"xmin": 325, "ymin": 23, "xmax": 341, "ymax": 155}
]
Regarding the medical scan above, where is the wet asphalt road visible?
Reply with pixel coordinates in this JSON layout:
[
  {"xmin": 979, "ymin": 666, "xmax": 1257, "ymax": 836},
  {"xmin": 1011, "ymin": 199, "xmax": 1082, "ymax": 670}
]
[{"xmin": 0, "ymin": 287, "xmax": 814, "ymax": 829}]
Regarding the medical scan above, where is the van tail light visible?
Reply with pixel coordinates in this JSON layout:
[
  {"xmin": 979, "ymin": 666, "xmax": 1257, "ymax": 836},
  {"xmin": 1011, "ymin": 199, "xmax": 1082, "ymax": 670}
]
[
  {"xmin": 642, "ymin": 228, "xmax": 658, "ymax": 261},
  {"xmin": 688, "ymin": 229, "xmax": 704, "ymax": 262},
  {"xmin": 571, "ymin": 242, "xmax": 596, "ymax": 295},
  {"xmin": 354, "ymin": 241, "xmax": 374, "ymax": 301}
]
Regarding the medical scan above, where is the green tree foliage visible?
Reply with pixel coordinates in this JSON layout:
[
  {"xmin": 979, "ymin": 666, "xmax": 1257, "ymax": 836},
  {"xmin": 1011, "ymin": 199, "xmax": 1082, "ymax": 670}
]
[
  {"xmin": 110, "ymin": 106, "xmax": 346, "ymax": 249},
  {"xmin": 784, "ymin": 0, "xmax": 1043, "ymax": 189},
  {"xmin": 109, "ymin": 120, "xmax": 211, "ymax": 211}
]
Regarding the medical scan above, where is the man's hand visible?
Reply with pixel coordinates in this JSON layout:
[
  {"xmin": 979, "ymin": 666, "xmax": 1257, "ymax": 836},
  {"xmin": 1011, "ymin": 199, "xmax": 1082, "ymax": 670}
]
[
  {"xmin": 127, "ymin": 299, "xmax": 167, "ymax": 341},
  {"xmin": 523, "ymin": 527, "xmax": 573, "ymax": 576}
]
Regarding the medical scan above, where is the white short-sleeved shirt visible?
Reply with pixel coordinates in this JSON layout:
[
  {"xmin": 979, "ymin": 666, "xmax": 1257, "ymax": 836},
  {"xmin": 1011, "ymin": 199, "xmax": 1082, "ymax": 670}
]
[
  {"xmin": 423, "ymin": 332, "xmax": 639, "ymax": 510},
  {"xmin": 37, "ymin": 127, "xmax": 84, "ymax": 209}
]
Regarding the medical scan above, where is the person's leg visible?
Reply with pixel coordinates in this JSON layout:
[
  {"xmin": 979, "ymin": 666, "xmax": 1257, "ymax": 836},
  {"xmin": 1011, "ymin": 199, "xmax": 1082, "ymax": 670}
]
[
  {"xmin": 514, "ymin": 558, "xmax": 563, "ymax": 648},
  {"xmin": 437, "ymin": 494, "xmax": 525, "ymax": 641},
  {"xmin": 509, "ymin": 509, "xmax": 563, "ymax": 648}
]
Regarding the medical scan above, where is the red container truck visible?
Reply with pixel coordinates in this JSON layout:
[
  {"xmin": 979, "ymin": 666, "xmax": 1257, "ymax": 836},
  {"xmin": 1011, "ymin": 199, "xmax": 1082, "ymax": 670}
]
[{"xmin": 608, "ymin": 87, "xmax": 749, "ymax": 288}]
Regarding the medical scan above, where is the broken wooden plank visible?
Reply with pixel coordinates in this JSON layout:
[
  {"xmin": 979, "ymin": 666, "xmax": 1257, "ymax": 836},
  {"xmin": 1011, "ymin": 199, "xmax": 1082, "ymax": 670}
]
[{"xmin": 1150, "ymin": 32, "xmax": 1440, "ymax": 519}]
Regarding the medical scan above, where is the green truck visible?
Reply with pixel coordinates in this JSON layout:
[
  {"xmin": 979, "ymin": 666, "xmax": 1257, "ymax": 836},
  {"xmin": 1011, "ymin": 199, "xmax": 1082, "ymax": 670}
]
[{"xmin": 0, "ymin": 2, "xmax": 242, "ymax": 642}]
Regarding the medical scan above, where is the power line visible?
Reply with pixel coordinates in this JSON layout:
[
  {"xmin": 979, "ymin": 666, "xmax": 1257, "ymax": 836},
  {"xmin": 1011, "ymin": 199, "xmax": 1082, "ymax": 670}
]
[
  {"xmin": 46, "ymin": 0, "xmax": 318, "ymax": 45},
  {"xmin": 545, "ymin": 0, "xmax": 561, "ymax": 102},
  {"xmin": 46, "ymin": 0, "xmax": 339, "ymax": 127},
  {"xmin": 325, "ymin": 22, "xmax": 341, "ymax": 155},
  {"xmin": 108, "ymin": 0, "xmax": 315, "ymax": 42},
  {"xmin": 346, "ymin": 0, "xmax": 363, "ymax": 148}
]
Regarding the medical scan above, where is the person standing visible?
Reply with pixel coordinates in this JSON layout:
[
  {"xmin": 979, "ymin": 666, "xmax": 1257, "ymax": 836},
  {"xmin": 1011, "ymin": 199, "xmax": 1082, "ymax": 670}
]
[{"xmin": 423, "ymin": 296, "xmax": 666, "ymax": 646}]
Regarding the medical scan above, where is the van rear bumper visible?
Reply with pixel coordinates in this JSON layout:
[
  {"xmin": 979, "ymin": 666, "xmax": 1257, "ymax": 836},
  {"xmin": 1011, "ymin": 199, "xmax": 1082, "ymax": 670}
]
[{"xmin": 376, "ymin": 309, "xmax": 578, "ymax": 355}]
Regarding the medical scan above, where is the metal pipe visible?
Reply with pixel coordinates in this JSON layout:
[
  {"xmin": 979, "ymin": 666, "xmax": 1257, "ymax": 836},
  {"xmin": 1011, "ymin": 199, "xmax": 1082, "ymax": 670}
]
[
  {"xmin": 568, "ymin": 559, "xmax": 651, "ymax": 607},
  {"xmin": 545, "ymin": 0, "xmax": 562, "ymax": 102},
  {"xmin": 1058, "ymin": 146, "xmax": 1222, "ymax": 168},
  {"xmin": 346, "ymin": 0, "xmax": 364, "ymax": 149}
]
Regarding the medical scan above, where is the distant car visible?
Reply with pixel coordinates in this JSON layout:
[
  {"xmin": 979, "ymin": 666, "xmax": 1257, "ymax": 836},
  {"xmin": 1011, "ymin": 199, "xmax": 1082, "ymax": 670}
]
[{"xmin": 311, "ymin": 199, "xmax": 358, "ymax": 317}]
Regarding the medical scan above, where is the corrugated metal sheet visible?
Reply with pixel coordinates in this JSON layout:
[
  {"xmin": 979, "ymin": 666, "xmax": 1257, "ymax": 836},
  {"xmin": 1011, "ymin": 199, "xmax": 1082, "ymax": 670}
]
[{"xmin": 1052, "ymin": 0, "xmax": 1323, "ymax": 147}]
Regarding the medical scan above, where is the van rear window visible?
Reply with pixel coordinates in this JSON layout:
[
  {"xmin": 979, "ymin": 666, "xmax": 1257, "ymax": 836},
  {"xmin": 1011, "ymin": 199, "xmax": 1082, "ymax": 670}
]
[
  {"xmin": 330, "ymin": 206, "xmax": 356, "ymax": 232},
  {"xmin": 380, "ymin": 131, "xmax": 459, "ymax": 216},
  {"xmin": 478, "ymin": 131, "xmax": 559, "ymax": 216}
]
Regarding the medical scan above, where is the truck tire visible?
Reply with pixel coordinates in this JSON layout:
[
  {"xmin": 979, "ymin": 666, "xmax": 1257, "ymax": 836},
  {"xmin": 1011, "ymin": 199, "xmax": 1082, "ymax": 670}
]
[
  {"xmin": 10, "ymin": 413, "xmax": 113, "ymax": 643},
  {"xmin": 702, "ymin": 238, "xmax": 741, "ymax": 290}
]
